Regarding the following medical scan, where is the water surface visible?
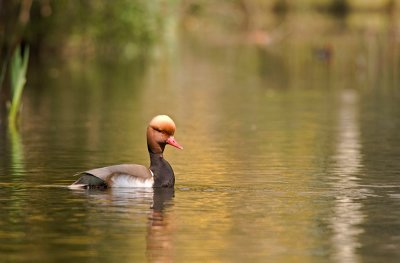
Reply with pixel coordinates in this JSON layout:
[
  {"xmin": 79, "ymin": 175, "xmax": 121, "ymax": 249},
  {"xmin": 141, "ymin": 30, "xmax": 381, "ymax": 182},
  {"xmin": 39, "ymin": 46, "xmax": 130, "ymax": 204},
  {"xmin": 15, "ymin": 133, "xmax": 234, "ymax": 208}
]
[{"xmin": 1, "ymin": 13, "xmax": 400, "ymax": 263}]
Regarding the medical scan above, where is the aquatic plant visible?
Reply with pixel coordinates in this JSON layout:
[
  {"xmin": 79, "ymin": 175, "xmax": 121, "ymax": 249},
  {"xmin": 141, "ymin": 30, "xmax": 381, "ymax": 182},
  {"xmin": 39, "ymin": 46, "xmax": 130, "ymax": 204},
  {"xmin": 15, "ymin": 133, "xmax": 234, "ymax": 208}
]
[{"xmin": 8, "ymin": 45, "xmax": 29, "ymax": 127}]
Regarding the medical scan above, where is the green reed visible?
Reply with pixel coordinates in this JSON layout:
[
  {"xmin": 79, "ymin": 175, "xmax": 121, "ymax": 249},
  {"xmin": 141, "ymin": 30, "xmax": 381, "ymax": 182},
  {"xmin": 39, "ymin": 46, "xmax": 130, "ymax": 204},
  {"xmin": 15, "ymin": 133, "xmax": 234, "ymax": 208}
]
[{"xmin": 8, "ymin": 45, "xmax": 29, "ymax": 127}]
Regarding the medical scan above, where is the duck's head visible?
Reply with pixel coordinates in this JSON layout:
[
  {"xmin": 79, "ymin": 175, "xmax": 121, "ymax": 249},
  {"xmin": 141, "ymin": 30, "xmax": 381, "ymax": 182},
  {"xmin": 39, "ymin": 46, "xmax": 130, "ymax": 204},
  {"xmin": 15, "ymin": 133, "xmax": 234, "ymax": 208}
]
[{"xmin": 147, "ymin": 115, "xmax": 183, "ymax": 154}]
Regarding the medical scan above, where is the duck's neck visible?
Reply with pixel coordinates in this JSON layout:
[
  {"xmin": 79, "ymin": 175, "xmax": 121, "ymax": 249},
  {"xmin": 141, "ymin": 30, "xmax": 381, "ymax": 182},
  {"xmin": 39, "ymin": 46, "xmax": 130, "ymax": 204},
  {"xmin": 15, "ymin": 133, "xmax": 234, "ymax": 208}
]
[{"xmin": 149, "ymin": 152, "xmax": 175, "ymax": 188}]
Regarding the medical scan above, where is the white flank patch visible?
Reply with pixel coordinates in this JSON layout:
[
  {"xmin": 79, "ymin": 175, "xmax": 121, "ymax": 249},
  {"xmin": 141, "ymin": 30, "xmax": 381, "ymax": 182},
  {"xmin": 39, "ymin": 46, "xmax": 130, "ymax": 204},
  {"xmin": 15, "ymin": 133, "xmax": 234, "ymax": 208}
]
[{"xmin": 111, "ymin": 175, "xmax": 154, "ymax": 188}]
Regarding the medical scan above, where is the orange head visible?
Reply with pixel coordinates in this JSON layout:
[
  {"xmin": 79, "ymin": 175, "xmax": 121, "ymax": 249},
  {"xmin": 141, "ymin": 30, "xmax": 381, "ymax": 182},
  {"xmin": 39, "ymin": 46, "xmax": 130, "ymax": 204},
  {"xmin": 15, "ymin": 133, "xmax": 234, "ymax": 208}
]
[{"xmin": 147, "ymin": 115, "xmax": 183, "ymax": 153}]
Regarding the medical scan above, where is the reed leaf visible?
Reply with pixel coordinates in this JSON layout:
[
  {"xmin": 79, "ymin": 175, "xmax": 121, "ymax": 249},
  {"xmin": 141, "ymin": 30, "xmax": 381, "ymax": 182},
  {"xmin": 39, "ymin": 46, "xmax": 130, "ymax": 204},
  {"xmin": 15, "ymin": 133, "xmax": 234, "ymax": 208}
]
[{"xmin": 8, "ymin": 46, "xmax": 29, "ymax": 127}]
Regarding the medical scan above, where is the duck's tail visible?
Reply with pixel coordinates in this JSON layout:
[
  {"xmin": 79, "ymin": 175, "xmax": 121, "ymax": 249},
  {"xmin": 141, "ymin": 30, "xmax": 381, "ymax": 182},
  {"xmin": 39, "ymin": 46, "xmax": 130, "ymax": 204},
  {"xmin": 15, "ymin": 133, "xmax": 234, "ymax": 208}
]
[{"xmin": 68, "ymin": 173, "xmax": 107, "ymax": 189}]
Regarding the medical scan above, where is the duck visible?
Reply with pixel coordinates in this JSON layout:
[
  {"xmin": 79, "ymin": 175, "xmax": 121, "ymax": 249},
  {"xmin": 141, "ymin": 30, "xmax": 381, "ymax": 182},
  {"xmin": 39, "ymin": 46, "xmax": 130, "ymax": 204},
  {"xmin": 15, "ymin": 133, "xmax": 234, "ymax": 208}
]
[{"xmin": 69, "ymin": 115, "xmax": 183, "ymax": 189}]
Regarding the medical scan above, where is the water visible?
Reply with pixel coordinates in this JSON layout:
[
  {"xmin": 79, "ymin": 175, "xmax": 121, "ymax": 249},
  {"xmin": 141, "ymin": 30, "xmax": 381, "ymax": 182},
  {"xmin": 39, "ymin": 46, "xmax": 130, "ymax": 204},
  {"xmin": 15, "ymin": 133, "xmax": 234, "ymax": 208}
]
[{"xmin": 1, "ymin": 13, "xmax": 400, "ymax": 262}]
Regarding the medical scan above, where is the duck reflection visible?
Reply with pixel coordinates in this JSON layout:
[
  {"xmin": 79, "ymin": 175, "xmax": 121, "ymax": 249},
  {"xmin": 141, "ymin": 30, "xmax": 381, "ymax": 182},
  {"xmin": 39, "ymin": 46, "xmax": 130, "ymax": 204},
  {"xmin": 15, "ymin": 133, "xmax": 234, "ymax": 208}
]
[
  {"xmin": 146, "ymin": 188, "xmax": 175, "ymax": 263},
  {"xmin": 69, "ymin": 187, "xmax": 175, "ymax": 262}
]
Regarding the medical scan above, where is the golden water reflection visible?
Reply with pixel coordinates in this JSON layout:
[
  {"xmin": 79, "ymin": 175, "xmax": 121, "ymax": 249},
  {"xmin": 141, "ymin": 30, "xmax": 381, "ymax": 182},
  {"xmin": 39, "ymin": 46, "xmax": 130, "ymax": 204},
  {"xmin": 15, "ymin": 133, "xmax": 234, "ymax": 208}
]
[{"xmin": 331, "ymin": 90, "xmax": 366, "ymax": 263}]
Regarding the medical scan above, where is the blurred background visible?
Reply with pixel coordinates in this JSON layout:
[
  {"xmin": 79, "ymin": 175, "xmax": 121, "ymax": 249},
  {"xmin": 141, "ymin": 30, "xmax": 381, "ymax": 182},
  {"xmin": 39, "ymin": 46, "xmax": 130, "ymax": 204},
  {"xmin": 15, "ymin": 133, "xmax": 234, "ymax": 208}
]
[
  {"xmin": 1, "ymin": 1, "xmax": 400, "ymax": 263},
  {"xmin": 1, "ymin": 0, "xmax": 400, "ymax": 119},
  {"xmin": 1, "ymin": 0, "xmax": 400, "ymax": 96}
]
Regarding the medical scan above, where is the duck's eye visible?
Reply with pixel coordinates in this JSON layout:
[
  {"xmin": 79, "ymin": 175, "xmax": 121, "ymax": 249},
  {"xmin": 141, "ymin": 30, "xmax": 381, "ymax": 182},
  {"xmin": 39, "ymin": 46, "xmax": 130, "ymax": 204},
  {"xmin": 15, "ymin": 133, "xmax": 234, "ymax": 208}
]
[{"xmin": 154, "ymin": 127, "xmax": 166, "ymax": 134}]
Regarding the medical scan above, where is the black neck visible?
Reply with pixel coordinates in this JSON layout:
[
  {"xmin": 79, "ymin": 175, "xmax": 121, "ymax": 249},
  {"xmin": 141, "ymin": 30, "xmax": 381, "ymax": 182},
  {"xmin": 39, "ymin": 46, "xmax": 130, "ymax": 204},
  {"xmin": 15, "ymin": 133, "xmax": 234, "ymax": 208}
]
[{"xmin": 149, "ymin": 152, "xmax": 175, "ymax": 188}]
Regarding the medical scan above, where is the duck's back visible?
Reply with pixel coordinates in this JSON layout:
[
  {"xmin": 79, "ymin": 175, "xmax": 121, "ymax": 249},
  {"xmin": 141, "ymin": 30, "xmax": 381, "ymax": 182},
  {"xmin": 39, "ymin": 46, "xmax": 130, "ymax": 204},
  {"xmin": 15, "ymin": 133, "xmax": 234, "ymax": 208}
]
[{"xmin": 70, "ymin": 164, "xmax": 153, "ymax": 188}]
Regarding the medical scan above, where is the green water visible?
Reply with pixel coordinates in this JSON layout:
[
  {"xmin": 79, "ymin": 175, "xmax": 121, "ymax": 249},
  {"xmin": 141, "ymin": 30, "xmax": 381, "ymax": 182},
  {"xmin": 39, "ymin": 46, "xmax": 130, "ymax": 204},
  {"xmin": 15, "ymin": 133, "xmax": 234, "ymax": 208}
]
[{"xmin": 1, "ymin": 13, "xmax": 400, "ymax": 263}]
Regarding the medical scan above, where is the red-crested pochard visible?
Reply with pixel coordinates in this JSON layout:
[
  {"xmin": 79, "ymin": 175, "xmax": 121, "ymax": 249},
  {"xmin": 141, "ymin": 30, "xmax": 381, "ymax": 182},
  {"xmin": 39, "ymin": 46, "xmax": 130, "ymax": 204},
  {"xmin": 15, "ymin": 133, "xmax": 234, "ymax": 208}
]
[{"xmin": 70, "ymin": 115, "xmax": 183, "ymax": 188}]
